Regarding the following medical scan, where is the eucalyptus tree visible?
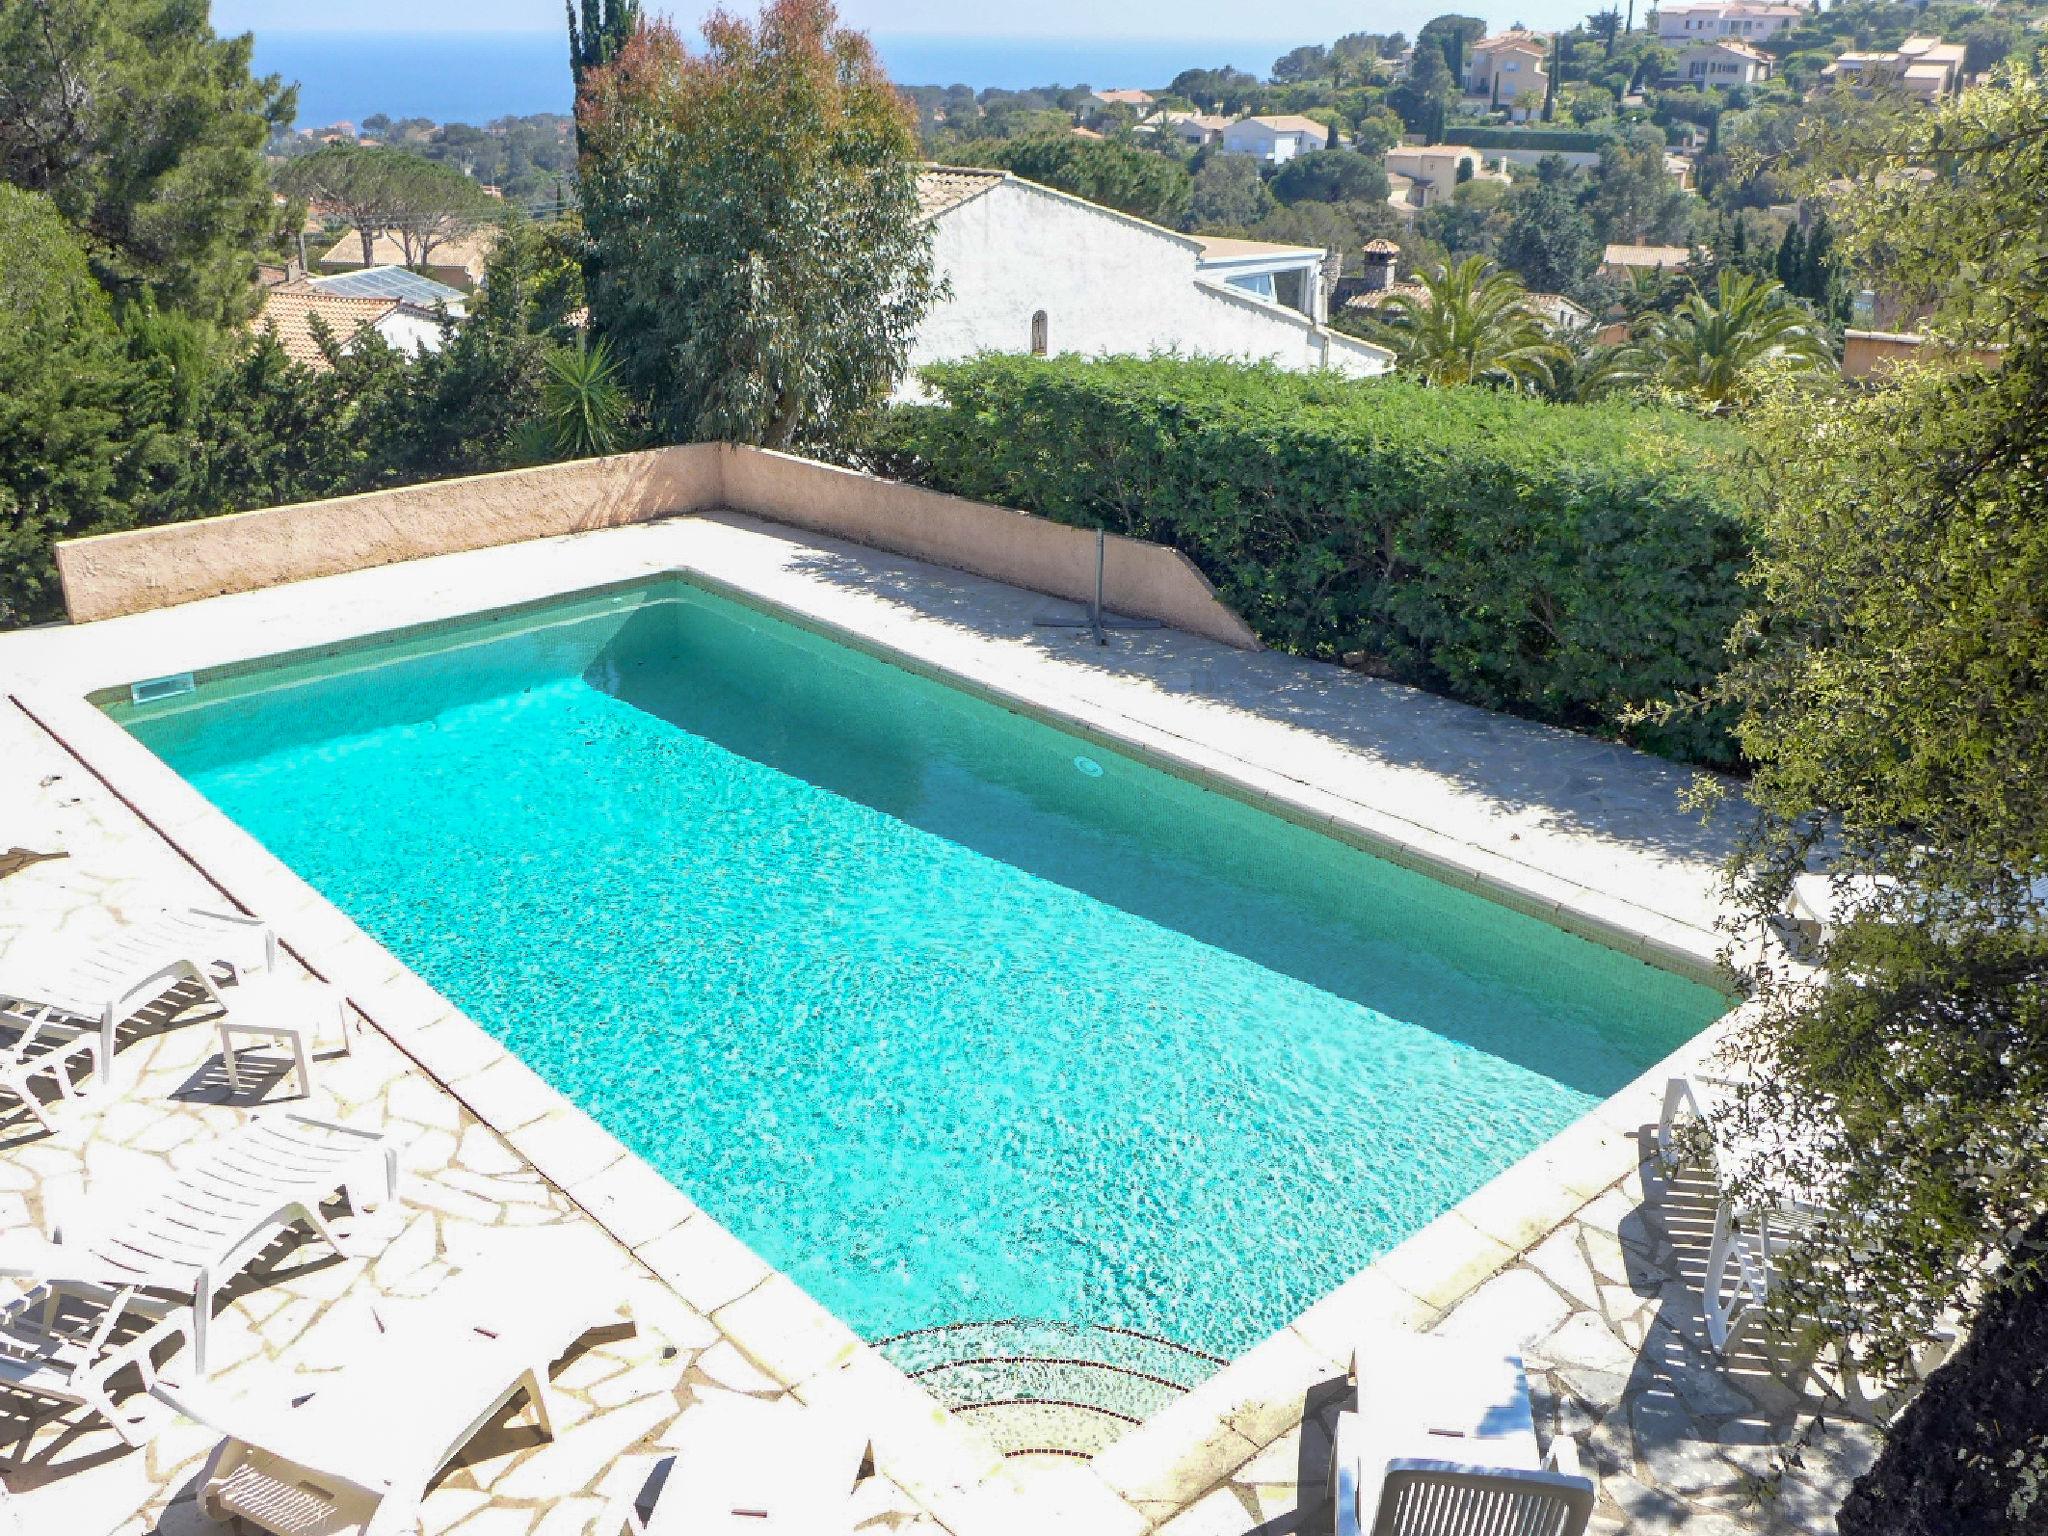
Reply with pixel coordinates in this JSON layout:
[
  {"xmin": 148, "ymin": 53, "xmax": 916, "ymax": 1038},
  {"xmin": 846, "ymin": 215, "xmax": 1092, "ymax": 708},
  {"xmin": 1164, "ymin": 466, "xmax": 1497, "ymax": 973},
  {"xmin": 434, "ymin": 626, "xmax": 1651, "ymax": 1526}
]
[
  {"xmin": 1367, "ymin": 256, "xmax": 1567, "ymax": 390},
  {"xmin": 576, "ymin": 0, "xmax": 938, "ymax": 448}
]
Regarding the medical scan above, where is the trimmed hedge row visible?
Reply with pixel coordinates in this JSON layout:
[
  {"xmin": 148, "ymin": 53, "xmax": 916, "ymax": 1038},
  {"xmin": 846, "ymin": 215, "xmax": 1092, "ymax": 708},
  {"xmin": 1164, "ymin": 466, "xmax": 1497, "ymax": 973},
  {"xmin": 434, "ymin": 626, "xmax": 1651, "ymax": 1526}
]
[
  {"xmin": 1443, "ymin": 126, "xmax": 1611, "ymax": 153},
  {"xmin": 863, "ymin": 357, "xmax": 1754, "ymax": 765}
]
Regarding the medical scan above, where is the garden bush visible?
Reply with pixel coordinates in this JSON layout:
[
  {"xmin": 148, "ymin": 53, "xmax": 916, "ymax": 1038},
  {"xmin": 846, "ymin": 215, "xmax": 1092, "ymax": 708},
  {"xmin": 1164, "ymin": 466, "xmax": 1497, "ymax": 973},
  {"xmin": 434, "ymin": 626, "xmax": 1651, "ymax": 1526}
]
[{"xmin": 862, "ymin": 356, "xmax": 1753, "ymax": 765}]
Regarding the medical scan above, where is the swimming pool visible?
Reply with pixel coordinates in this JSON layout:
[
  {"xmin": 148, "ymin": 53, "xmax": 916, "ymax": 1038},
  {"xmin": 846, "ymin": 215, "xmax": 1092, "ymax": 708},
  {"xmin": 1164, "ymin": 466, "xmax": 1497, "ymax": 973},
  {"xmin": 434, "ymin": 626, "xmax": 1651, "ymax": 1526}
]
[{"xmin": 113, "ymin": 578, "xmax": 1727, "ymax": 1371}]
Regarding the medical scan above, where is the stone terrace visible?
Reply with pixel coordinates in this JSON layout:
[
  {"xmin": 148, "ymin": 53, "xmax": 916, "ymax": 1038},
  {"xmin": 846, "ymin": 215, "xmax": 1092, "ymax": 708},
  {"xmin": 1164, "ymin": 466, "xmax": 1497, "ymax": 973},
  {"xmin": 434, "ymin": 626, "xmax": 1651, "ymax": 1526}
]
[{"xmin": 0, "ymin": 516, "xmax": 1887, "ymax": 1534}]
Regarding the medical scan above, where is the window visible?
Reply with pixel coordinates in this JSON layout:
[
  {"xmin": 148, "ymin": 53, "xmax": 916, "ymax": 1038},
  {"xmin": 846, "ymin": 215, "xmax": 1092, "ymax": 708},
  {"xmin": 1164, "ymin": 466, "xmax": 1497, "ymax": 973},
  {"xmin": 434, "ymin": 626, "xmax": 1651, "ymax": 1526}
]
[{"xmin": 1030, "ymin": 310, "xmax": 1049, "ymax": 356}]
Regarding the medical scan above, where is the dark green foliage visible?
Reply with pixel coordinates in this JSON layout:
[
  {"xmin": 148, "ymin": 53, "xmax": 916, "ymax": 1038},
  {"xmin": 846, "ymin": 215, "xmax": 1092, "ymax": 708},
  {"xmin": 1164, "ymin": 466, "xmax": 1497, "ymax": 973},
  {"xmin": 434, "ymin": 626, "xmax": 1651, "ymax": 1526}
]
[
  {"xmin": 1269, "ymin": 150, "xmax": 1389, "ymax": 206},
  {"xmin": 567, "ymin": 0, "xmax": 641, "ymax": 84},
  {"xmin": 0, "ymin": 186, "xmax": 165, "ymax": 624},
  {"xmin": 1836, "ymin": 1219, "xmax": 2048, "ymax": 1536},
  {"xmin": 1443, "ymin": 127, "xmax": 1610, "ymax": 153},
  {"xmin": 1190, "ymin": 155, "xmax": 1275, "ymax": 228},
  {"xmin": 0, "ymin": 0, "xmax": 295, "ymax": 324},
  {"xmin": 1497, "ymin": 182, "xmax": 1604, "ymax": 299},
  {"xmin": 955, "ymin": 135, "xmax": 1192, "ymax": 226},
  {"xmin": 865, "ymin": 356, "xmax": 1751, "ymax": 763}
]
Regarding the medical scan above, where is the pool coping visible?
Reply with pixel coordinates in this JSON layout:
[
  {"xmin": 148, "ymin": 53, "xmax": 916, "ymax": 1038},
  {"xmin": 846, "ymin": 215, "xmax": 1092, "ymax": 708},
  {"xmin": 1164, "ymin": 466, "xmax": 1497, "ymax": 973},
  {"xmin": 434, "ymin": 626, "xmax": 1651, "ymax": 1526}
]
[{"xmin": 2, "ymin": 515, "xmax": 1751, "ymax": 1533}]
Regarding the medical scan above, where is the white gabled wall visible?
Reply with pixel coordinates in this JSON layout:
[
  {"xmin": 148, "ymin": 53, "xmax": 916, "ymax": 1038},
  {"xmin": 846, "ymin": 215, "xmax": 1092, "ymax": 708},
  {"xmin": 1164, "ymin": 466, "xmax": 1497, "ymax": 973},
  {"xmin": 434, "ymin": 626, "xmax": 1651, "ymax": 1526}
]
[{"xmin": 904, "ymin": 180, "xmax": 1387, "ymax": 398}]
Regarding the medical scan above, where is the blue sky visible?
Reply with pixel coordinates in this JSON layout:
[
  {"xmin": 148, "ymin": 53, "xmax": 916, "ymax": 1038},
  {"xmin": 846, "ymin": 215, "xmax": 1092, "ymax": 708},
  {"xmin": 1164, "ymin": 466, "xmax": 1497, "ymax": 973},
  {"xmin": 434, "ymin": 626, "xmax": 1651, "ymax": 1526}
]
[{"xmin": 212, "ymin": 1, "xmax": 1564, "ymax": 39}]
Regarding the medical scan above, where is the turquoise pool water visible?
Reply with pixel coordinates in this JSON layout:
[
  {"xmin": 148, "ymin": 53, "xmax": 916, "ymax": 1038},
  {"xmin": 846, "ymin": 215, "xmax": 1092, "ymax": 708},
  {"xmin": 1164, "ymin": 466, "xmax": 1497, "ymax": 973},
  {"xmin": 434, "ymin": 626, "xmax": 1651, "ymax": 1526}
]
[{"xmin": 116, "ymin": 581, "xmax": 1727, "ymax": 1362}]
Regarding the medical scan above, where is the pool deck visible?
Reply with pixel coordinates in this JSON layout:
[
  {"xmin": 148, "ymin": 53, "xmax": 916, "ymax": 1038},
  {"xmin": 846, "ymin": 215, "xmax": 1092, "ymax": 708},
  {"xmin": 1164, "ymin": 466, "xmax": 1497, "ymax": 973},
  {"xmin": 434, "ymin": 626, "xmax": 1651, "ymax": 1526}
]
[{"xmin": 0, "ymin": 511, "xmax": 1875, "ymax": 1533}]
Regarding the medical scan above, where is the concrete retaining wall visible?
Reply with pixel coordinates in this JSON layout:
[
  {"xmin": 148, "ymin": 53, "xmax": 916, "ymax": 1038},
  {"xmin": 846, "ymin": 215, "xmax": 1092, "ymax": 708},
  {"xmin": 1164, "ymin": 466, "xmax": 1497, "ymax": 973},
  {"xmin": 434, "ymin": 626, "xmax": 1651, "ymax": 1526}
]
[
  {"xmin": 56, "ymin": 447, "xmax": 726, "ymax": 624},
  {"xmin": 53, "ymin": 444, "xmax": 1260, "ymax": 650}
]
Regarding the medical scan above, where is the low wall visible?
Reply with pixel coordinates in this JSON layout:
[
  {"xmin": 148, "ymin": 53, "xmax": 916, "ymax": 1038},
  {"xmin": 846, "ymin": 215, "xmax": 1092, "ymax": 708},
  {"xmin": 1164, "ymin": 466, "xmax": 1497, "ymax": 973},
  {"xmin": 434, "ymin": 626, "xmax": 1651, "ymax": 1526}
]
[
  {"xmin": 719, "ymin": 447, "xmax": 1259, "ymax": 649},
  {"xmin": 56, "ymin": 447, "xmax": 725, "ymax": 624},
  {"xmin": 54, "ymin": 443, "xmax": 1260, "ymax": 650},
  {"xmin": 1842, "ymin": 328, "xmax": 2004, "ymax": 381}
]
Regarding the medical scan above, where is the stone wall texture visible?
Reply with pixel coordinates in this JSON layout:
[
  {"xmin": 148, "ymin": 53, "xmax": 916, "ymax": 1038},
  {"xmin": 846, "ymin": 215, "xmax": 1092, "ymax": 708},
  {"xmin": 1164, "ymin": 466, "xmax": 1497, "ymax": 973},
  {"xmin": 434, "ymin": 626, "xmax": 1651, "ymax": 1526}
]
[{"xmin": 54, "ymin": 444, "xmax": 1261, "ymax": 650}]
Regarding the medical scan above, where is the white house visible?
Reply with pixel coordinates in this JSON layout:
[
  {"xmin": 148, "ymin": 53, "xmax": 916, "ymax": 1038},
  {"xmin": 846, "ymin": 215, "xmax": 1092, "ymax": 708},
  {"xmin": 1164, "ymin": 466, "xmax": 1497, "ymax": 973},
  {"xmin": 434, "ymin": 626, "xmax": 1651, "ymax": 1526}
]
[
  {"xmin": 1670, "ymin": 39, "xmax": 1777, "ymax": 85},
  {"xmin": 1156, "ymin": 111, "xmax": 1231, "ymax": 147},
  {"xmin": 905, "ymin": 166, "xmax": 1389, "ymax": 395},
  {"xmin": 1656, "ymin": 3, "xmax": 1805, "ymax": 42},
  {"xmin": 1218, "ymin": 115, "xmax": 1328, "ymax": 164}
]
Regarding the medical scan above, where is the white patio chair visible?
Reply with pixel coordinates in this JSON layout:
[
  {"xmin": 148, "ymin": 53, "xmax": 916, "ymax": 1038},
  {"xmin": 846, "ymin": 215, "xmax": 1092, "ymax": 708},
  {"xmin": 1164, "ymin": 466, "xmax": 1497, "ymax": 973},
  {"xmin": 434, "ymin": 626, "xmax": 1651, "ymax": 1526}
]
[
  {"xmin": 0, "ymin": 903, "xmax": 274, "ymax": 1086},
  {"xmin": 0, "ymin": 1112, "xmax": 400, "ymax": 1376},
  {"xmin": 601, "ymin": 1395, "xmax": 877, "ymax": 1535},
  {"xmin": 0, "ymin": 1272, "xmax": 192, "ymax": 1448},
  {"xmin": 216, "ymin": 972, "xmax": 353, "ymax": 1100},
  {"xmin": 165, "ymin": 1229, "xmax": 630, "ymax": 1536},
  {"xmin": 0, "ymin": 1009, "xmax": 101, "ymax": 1134},
  {"xmin": 1657, "ymin": 1074, "xmax": 1835, "ymax": 1355},
  {"xmin": 1329, "ymin": 1330, "xmax": 1594, "ymax": 1536}
]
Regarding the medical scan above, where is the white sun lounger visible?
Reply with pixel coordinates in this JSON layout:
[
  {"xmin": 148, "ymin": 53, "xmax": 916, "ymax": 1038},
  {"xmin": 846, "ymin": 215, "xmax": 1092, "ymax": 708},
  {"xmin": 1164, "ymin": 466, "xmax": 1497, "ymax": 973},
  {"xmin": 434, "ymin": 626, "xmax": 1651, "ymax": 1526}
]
[
  {"xmin": 0, "ymin": 1009, "xmax": 101, "ymax": 1134},
  {"xmin": 0, "ymin": 1113, "xmax": 399, "ymax": 1377},
  {"xmin": 0, "ymin": 903, "xmax": 274, "ymax": 1086},
  {"xmin": 168, "ymin": 1232, "xmax": 630, "ymax": 1536},
  {"xmin": 1657, "ymin": 1074, "xmax": 1835, "ymax": 1355},
  {"xmin": 0, "ymin": 1273, "xmax": 193, "ymax": 1448},
  {"xmin": 1329, "ymin": 1330, "xmax": 1594, "ymax": 1536},
  {"xmin": 604, "ymin": 1395, "xmax": 877, "ymax": 1535}
]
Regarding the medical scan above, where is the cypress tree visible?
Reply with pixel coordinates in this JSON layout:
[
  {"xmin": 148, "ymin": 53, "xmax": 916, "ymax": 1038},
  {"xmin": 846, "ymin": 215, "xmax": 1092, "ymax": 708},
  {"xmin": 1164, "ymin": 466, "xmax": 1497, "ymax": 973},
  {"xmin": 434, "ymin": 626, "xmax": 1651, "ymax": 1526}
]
[{"xmin": 1777, "ymin": 222, "xmax": 1806, "ymax": 290}]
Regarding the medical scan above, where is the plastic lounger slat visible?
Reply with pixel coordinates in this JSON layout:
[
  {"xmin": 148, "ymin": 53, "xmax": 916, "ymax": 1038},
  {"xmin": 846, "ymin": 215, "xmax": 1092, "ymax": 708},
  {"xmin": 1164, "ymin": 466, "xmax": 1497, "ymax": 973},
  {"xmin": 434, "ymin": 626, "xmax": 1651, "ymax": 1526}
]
[{"xmin": 215, "ymin": 1462, "xmax": 341, "ymax": 1536}]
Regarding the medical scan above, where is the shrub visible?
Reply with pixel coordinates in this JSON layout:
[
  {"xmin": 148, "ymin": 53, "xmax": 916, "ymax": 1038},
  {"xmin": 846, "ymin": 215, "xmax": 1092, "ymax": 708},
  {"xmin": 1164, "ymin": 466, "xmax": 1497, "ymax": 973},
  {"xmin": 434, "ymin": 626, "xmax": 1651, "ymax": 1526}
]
[
  {"xmin": 864, "ymin": 356, "xmax": 1752, "ymax": 764},
  {"xmin": 1443, "ymin": 126, "xmax": 1610, "ymax": 153}
]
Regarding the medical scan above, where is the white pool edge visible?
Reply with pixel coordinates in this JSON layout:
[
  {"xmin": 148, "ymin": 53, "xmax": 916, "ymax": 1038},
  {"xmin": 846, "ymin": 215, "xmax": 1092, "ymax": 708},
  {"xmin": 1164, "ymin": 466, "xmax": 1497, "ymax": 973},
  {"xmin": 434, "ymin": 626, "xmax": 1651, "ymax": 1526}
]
[{"xmin": 3, "ymin": 520, "xmax": 1751, "ymax": 1533}]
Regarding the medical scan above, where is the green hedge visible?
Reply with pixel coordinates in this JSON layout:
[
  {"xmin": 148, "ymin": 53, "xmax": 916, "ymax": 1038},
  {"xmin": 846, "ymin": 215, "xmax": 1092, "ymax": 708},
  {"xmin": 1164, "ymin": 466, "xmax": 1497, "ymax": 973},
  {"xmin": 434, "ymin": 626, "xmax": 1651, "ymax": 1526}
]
[
  {"xmin": 863, "ymin": 357, "xmax": 1753, "ymax": 765},
  {"xmin": 1443, "ymin": 126, "xmax": 1610, "ymax": 153}
]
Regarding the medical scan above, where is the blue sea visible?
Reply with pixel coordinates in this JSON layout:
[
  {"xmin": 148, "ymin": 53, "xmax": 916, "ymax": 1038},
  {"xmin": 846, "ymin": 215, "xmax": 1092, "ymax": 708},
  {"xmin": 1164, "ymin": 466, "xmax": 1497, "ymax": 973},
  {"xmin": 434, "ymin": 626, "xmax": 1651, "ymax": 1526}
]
[{"xmin": 249, "ymin": 21, "xmax": 1591, "ymax": 128}]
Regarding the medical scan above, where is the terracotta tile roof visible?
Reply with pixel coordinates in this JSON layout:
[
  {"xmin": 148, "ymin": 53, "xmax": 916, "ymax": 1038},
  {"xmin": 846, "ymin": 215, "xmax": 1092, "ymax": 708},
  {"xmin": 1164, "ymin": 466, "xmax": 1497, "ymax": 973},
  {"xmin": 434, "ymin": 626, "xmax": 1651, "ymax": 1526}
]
[
  {"xmin": 915, "ymin": 166, "xmax": 1007, "ymax": 221},
  {"xmin": 256, "ymin": 286, "xmax": 400, "ymax": 371}
]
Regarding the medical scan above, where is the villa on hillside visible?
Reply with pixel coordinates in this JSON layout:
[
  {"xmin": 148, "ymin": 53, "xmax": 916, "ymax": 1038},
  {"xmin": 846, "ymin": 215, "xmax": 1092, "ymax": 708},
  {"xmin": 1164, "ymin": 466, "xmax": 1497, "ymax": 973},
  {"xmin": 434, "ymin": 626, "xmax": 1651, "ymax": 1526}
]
[
  {"xmin": 1219, "ymin": 114, "xmax": 1330, "ymax": 163},
  {"xmin": 1824, "ymin": 36, "xmax": 1969, "ymax": 102},
  {"xmin": 1156, "ymin": 111, "xmax": 1231, "ymax": 147},
  {"xmin": 905, "ymin": 166, "xmax": 1388, "ymax": 393},
  {"xmin": 1466, "ymin": 31, "xmax": 1551, "ymax": 116},
  {"xmin": 1671, "ymin": 39, "xmax": 1777, "ymax": 85},
  {"xmin": 1656, "ymin": 1, "xmax": 1806, "ymax": 42},
  {"xmin": 1383, "ymin": 144, "xmax": 1510, "ymax": 208}
]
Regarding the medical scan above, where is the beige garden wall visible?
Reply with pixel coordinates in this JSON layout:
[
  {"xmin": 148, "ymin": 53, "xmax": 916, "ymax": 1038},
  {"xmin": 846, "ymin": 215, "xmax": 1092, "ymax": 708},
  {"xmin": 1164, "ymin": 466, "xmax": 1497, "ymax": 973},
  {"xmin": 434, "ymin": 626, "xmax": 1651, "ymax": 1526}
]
[
  {"xmin": 54, "ymin": 442, "xmax": 1259, "ymax": 650},
  {"xmin": 57, "ymin": 446, "xmax": 726, "ymax": 625}
]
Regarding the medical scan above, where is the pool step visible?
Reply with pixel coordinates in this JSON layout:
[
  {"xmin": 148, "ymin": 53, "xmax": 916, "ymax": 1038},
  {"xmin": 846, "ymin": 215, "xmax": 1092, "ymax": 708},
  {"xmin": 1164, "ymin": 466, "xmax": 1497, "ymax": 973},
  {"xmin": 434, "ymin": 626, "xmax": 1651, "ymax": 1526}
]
[{"xmin": 876, "ymin": 1319, "xmax": 1224, "ymax": 1461}]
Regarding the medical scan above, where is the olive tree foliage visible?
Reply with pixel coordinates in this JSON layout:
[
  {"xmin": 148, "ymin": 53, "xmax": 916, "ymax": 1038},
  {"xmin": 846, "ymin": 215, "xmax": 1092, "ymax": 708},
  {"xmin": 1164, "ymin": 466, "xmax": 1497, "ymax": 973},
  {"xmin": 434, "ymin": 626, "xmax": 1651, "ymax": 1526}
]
[
  {"xmin": 276, "ymin": 146, "xmax": 499, "ymax": 269},
  {"xmin": 576, "ymin": 0, "xmax": 938, "ymax": 448},
  {"xmin": 1695, "ymin": 70, "xmax": 2048, "ymax": 1527},
  {"xmin": 0, "ymin": 0, "xmax": 293, "ymax": 323}
]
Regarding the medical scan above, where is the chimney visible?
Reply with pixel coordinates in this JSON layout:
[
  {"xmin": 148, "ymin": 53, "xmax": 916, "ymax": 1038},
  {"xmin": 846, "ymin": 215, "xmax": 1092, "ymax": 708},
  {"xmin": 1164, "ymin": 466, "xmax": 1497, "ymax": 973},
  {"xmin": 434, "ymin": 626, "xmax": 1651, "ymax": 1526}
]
[
  {"xmin": 285, "ymin": 256, "xmax": 304, "ymax": 286},
  {"xmin": 1359, "ymin": 239, "xmax": 1401, "ymax": 292}
]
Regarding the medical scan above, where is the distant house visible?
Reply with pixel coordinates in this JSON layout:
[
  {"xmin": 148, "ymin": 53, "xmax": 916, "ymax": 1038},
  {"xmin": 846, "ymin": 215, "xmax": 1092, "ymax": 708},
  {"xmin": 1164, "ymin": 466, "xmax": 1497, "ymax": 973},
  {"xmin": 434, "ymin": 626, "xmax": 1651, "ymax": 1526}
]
[
  {"xmin": 1671, "ymin": 39, "xmax": 1776, "ymax": 85},
  {"xmin": 1824, "ymin": 36, "xmax": 1968, "ymax": 102},
  {"xmin": 906, "ymin": 166, "xmax": 1388, "ymax": 395},
  {"xmin": 1601, "ymin": 243, "xmax": 1693, "ymax": 276},
  {"xmin": 1092, "ymin": 88, "xmax": 1155, "ymax": 108},
  {"xmin": 317, "ymin": 227, "xmax": 500, "ymax": 290},
  {"xmin": 1842, "ymin": 328, "xmax": 2003, "ymax": 380},
  {"xmin": 1219, "ymin": 115, "xmax": 1329, "ymax": 164},
  {"xmin": 1156, "ymin": 112, "xmax": 1231, "ymax": 147},
  {"xmin": 1467, "ymin": 32, "xmax": 1551, "ymax": 116},
  {"xmin": 1656, "ymin": 3, "xmax": 1806, "ymax": 42},
  {"xmin": 255, "ymin": 286, "xmax": 446, "ymax": 371},
  {"xmin": 307, "ymin": 264, "xmax": 469, "ymax": 317},
  {"xmin": 1383, "ymin": 145, "xmax": 1506, "ymax": 208}
]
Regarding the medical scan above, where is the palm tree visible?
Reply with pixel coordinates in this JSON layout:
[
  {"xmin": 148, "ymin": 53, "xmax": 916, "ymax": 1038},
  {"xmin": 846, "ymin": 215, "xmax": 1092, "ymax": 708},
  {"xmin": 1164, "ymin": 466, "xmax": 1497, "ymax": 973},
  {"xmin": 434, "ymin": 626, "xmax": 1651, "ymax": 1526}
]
[
  {"xmin": 541, "ymin": 337, "xmax": 630, "ymax": 458},
  {"xmin": 1368, "ymin": 256, "xmax": 1569, "ymax": 390},
  {"xmin": 1608, "ymin": 271, "xmax": 1835, "ymax": 408}
]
